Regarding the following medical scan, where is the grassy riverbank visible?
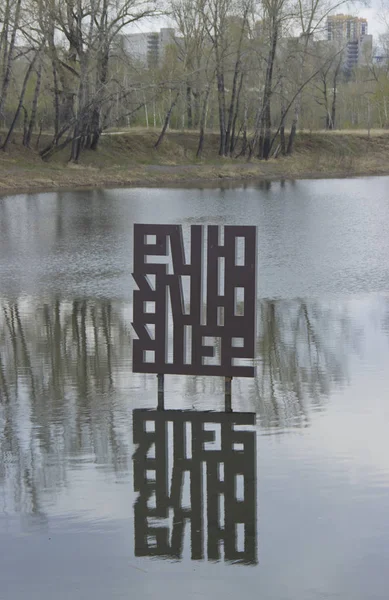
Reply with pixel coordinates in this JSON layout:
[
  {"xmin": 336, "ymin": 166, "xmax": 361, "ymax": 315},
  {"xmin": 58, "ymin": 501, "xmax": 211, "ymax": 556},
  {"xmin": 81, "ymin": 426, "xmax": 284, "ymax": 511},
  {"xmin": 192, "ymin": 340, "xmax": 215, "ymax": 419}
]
[{"xmin": 1, "ymin": 129, "xmax": 389, "ymax": 195}]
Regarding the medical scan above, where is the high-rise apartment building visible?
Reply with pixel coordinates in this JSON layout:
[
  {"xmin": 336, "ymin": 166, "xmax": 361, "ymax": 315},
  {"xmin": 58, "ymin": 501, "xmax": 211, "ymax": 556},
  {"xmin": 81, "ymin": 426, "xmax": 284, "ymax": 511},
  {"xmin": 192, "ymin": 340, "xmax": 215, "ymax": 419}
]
[
  {"xmin": 327, "ymin": 14, "xmax": 368, "ymax": 42},
  {"xmin": 118, "ymin": 28, "xmax": 175, "ymax": 68},
  {"xmin": 327, "ymin": 14, "xmax": 371, "ymax": 71}
]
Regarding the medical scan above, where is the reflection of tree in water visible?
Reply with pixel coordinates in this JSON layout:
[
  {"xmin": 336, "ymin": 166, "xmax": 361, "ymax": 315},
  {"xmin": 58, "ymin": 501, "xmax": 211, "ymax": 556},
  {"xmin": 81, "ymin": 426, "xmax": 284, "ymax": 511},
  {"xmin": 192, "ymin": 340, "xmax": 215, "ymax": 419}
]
[
  {"xmin": 0, "ymin": 298, "xmax": 133, "ymax": 523},
  {"xmin": 0, "ymin": 296, "xmax": 361, "ymax": 522},
  {"xmin": 380, "ymin": 297, "xmax": 389, "ymax": 339},
  {"xmin": 253, "ymin": 299, "xmax": 361, "ymax": 430}
]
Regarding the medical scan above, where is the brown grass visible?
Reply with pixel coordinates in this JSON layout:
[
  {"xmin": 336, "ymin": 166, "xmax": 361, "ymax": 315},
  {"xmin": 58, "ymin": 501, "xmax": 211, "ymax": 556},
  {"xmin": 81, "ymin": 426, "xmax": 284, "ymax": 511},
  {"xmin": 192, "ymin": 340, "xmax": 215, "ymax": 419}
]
[{"xmin": 0, "ymin": 129, "xmax": 388, "ymax": 195}]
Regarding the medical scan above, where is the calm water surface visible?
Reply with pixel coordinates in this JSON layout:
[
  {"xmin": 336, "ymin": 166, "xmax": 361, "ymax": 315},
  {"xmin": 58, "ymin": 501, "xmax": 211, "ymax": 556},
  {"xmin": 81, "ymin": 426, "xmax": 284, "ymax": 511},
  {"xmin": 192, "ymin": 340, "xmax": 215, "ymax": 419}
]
[{"xmin": 1, "ymin": 178, "xmax": 389, "ymax": 600}]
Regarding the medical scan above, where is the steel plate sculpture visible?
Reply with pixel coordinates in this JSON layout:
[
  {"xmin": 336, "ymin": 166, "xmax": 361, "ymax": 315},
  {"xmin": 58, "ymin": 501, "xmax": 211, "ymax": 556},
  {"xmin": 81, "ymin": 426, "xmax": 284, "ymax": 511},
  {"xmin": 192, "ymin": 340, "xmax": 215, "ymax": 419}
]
[{"xmin": 132, "ymin": 224, "xmax": 257, "ymax": 379}]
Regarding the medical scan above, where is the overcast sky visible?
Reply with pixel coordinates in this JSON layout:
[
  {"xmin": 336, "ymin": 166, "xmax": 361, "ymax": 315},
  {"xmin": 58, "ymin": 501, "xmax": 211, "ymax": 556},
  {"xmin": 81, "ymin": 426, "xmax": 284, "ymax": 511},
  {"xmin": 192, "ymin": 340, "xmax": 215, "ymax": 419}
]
[{"xmin": 362, "ymin": 0, "xmax": 387, "ymax": 36}]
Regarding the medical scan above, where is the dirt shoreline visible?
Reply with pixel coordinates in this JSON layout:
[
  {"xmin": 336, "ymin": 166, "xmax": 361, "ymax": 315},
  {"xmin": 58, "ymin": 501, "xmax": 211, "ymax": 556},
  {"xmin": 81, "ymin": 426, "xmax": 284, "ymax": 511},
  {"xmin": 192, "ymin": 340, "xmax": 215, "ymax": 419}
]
[
  {"xmin": 1, "ymin": 130, "xmax": 389, "ymax": 196},
  {"xmin": 1, "ymin": 164, "xmax": 388, "ymax": 198}
]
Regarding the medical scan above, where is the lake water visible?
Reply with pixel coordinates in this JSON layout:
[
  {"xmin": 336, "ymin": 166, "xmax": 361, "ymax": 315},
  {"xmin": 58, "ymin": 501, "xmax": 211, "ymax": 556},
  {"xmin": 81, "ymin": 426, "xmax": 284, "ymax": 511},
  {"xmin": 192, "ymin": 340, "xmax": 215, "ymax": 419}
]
[{"xmin": 1, "ymin": 177, "xmax": 389, "ymax": 600}]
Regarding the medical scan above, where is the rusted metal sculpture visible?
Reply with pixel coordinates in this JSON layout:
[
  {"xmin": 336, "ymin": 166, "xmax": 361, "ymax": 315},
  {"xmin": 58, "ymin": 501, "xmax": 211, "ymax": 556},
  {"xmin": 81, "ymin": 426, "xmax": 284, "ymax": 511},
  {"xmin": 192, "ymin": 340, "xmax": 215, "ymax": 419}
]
[{"xmin": 132, "ymin": 224, "xmax": 257, "ymax": 382}]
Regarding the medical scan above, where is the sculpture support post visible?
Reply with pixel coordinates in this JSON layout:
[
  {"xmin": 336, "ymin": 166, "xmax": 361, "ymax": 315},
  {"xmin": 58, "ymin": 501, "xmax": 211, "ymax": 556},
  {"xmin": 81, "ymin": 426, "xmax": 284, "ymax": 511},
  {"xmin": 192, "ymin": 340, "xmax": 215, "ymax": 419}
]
[
  {"xmin": 157, "ymin": 373, "xmax": 164, "ymax": 410},
  {"xmin": 225, "ymin": 376, "xmax": 232, "ymax": 412}
]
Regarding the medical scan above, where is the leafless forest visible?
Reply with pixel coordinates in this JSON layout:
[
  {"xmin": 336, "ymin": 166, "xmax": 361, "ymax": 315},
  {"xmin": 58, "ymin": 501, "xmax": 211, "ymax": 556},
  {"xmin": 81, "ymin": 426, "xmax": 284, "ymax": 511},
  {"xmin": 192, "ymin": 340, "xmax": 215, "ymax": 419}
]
[{"xmin": 0, "ymin": 0, "xmax": 388, "ymax": 162}]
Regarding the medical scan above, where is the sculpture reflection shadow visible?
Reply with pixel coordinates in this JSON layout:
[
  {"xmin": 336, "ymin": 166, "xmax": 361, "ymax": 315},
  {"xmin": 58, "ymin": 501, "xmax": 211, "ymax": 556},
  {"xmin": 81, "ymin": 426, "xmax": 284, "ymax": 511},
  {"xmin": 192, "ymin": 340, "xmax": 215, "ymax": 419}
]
[{"xmin": 133, "ymin": 409, "xmax": 257, "ymax": 565}]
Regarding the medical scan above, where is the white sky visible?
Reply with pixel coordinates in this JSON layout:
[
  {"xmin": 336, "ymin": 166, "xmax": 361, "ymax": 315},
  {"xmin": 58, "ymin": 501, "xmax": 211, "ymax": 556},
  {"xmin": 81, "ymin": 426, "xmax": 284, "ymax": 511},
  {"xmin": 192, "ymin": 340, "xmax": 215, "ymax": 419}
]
[{"xmin": 362, "ymin": 0, "xmax": 387, "ymax": 36}]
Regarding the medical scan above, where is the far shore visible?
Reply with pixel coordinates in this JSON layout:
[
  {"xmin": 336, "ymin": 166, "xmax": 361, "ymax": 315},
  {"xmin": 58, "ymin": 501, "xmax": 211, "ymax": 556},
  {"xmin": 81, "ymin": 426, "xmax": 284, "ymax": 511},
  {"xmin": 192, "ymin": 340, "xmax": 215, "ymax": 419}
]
[{"xmin": 1, "ymin": 129, "xmax": 389, "ymax": 196}]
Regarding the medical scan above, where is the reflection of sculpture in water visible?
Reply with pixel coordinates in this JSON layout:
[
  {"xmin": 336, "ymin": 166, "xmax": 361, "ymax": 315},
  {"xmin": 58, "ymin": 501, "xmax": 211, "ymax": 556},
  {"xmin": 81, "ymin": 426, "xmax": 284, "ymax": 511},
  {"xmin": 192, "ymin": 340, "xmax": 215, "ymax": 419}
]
[{"xmin": 133, "ymin": 409, "xmax": 257, "ymax": 564}]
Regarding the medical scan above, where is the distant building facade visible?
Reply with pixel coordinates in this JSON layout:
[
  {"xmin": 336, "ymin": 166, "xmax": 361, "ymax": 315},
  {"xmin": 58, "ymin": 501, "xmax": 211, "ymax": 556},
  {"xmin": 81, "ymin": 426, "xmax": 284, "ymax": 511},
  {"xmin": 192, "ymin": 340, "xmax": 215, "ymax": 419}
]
[
  {"xmin": 345, "ymin": 34, "xmax": 372, "ymax": 70},
  {"xmin": 327, "ymin": 14, "xmax": 368, "ymax": 42},
  {"xmin": 119, "ymin": 28, "xmax": 175, "ymax": 68},
  {"xmin": 327, "ymin": 14, "xmax": 372, "ymax": 72}
]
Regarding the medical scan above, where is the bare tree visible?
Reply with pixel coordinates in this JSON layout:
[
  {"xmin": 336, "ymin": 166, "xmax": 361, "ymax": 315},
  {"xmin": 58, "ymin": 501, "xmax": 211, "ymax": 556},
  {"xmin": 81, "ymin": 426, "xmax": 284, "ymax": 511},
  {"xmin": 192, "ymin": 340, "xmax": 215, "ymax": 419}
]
[
  {"xmin": 248, "ymin": 0, "xmax": 291, "ymax": 159},
  {"xmin": 37, "ymin": 0, "xmax": 158, "ymax": 161},
  {"xmin": 171, "ymin": 0, "xmax": 208, "ymax": 129},
  {"xmin": 0, "ymin": 0, "xmax": 23, "ymax": 126},
  {"xmin": 286, "ymin": 0, "xmax": 351, "ymax": 154}
]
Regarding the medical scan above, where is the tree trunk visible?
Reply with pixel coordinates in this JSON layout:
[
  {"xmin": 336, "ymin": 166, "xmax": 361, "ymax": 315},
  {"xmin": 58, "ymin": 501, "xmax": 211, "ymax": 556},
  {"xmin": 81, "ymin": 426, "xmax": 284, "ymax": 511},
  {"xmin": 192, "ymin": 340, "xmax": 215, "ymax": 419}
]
[
  {"xmin": 230, "ymin": 72, "xmax": 244, "ymax": 154},
  {"xmin": 367, "ymin": 99, "xmax": 371, "ymax": 138},
  {"xmin": 279, "ymin": 76, "xmax": 286, "ymax": 155},
  {"xmin": 280, "ymin": 122, "xmax": 286, "ymax": 155},
  {"xmin": 239, "ymin": 97, "xmax": 249, "ymax": 157},
  {"xmin": 40, "ymin": 120, "xmax": 74, "ymax": 159},
  {"xmin": 216, "ymin": 72, "xmax": 226, "ymax": 155},
  {"xmin": 263, "ymin": 103, "xmax": 272, "ymax": 159},
  {"xmin": 22, "ymin": 105, "xmax": 28, "ymax": 145},
  {"xmin": 35, "ymin": 119, "xmax": 43, "ymax": 149},
  {"xmin": 330, "ymin": 60, "xmax": 341, "ymax": 131},
  {"xmin": 52, "ymin": 62, "xmax": 60, "ymax": 138},
  {"xmin": 24, "ymin": 63, "xmax": 42, "ymax": 148},
  {"xmin": 0, "ymin": 0, "xmax": 11, "ymax": 68},
  {"xmin": 186, "ymin": 84, "xmax": 192, "ymax": 128},
  {"xmin": 258, "ymin": 118, "xmax": 265, "ymax": 158},
  {"xmin": 321, "ymin": 76, "xmax": 330, "ymax": 129},
  {"xmin": 0, "ymin": 0, "xmax": 22, "ymax": 119},
  {"xmin": 89, "ymin": 108, "xmax": 100, "ymax": 150},
  {"xmin": 155, "ymin": 90, "xmax": 180, "ymax": 149},
  {"xmin": 287, "ymin": 120, "xmax": 297, "ymax": 154},
  {"xmin": 2, "ymin": 51, "xmax": 38, "ymax": 151},
  {"xmin": 193, "ymin": 89, "xmax": 200, "ymax": 129},
  {"xmin": 144, "ymin": 94, "xmax": 149, "ymax": 128},
  {"xmin": 196, "ymin": 85, "xmax": 210, "ymax": 158},
  {"xmin": 225, "ymin": 61, "xmax": 240, "ymax": 155}
]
